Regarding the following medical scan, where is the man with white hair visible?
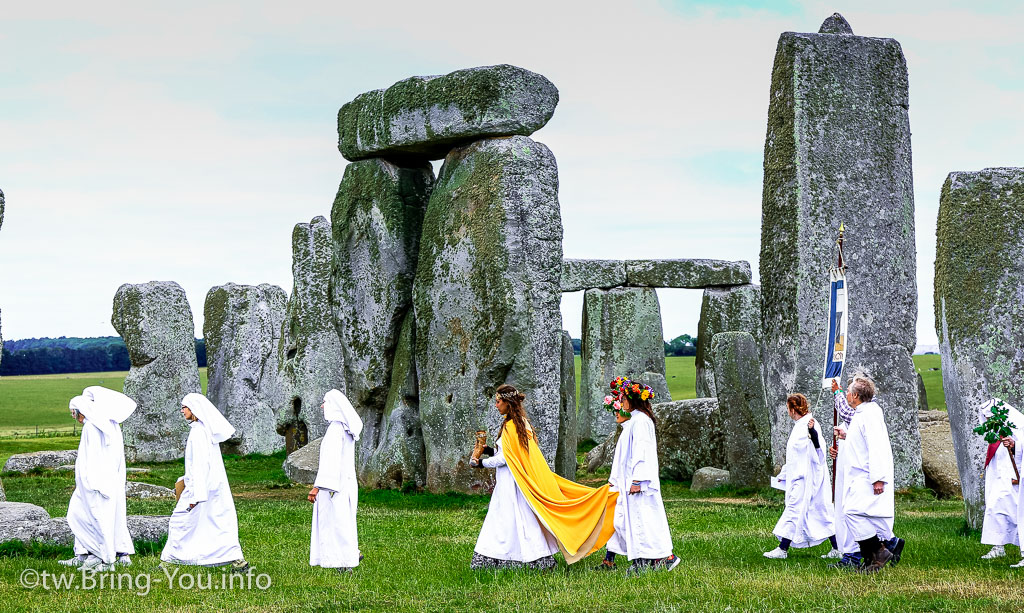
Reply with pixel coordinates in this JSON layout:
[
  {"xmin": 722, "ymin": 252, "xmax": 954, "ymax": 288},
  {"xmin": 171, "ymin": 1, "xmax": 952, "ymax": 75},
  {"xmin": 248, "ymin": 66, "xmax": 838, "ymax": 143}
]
[
  {"xmin": 59, "ymin": 386, "xmax": 137, "ymax": 571},
  {"xmin": 830, "ymin": 375, "xmax": 902, "ymax": 573}
]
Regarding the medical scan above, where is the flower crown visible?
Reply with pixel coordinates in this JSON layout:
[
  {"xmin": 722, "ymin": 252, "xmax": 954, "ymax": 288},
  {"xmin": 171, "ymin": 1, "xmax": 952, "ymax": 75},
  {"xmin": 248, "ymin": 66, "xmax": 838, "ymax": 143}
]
[
  {"xmin": 497, "ymin": 388, "xmax": 521, "ymax": 402},
  {"xmin": 610, "ymin": 376, "xmax": 656, "ymax": 403}
]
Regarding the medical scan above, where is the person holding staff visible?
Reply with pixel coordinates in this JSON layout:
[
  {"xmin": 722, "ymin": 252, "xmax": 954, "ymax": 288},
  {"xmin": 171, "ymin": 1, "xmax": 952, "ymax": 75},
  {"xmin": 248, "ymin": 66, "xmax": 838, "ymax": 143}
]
[{"xmin": 977, "ymin": 399, "xmax": 1023, "ymax": 564}]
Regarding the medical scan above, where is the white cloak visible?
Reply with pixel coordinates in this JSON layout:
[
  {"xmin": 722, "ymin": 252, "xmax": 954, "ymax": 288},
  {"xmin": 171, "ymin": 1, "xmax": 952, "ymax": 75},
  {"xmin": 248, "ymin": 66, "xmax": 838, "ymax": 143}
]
[
  {"xmin": 979, "ymin": 400, "xmax": 1023, "ymax": 546},
  {"xmin": 161, "ymin": 421, "xmax": 243, "ymax": 565},
  {"xmin": 473, "ymin": 434, "xmax": 559, "ymax": 562},
  {"xmin": 67, "ymin": 419, "xmax": 134, "ymax": 563},
  {"xmin": 605, "ymin": 412, "xmax": 674, "ymax": 560},
  {"xmin": 310, "ymin": 421, "xmax": 361, "ymax": 568},
  {"xmin": 771, "ymin": 414, "xmax": 835, "ymax": 547},
  {"xmin": 839, "ymin": 401, "xmax": 895, "ymax": 542}
]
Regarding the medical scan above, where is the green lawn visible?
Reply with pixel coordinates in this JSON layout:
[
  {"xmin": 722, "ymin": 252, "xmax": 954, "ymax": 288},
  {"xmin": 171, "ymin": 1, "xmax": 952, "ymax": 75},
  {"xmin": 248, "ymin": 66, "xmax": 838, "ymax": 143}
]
[{"xmin": 1, "ymin": 452, "xmax": 1020, "ymax": 611}]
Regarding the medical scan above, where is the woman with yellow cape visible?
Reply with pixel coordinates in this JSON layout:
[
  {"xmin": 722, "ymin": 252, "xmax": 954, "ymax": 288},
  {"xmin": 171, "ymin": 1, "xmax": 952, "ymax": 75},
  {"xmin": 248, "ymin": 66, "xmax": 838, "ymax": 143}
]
[{"xmin": 470, "ymin": 384, "xmax": 618, "ymax": 570}]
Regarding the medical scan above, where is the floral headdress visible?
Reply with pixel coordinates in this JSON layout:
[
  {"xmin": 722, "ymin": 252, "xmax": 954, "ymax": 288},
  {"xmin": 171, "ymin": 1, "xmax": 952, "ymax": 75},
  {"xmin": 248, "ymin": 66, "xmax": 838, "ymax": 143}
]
[{"xmin": 603, "ymin": 376, "xmax": 656, "ymax": 419}]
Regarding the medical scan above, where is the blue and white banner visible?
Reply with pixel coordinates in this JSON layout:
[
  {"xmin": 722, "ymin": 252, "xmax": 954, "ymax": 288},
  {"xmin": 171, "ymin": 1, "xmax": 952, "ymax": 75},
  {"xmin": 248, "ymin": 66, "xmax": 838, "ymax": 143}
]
[{"xmin": 821, "ymin": 268, "xmax": 848, "ymax": 389}]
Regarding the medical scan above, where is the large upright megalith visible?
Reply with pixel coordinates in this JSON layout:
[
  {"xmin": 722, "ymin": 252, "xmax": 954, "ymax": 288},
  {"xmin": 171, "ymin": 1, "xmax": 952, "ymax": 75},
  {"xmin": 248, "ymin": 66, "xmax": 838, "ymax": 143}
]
[
  {"xmin": 277, "ymin": 217, "xmax": 346, "ymax": 452},
  {"xmin": 556, "ymin": 331, "xmax": 579, "ymax": 479},
  {"xmin": 712, "ymin": 332, "xmax": 773, "ymax": 485},
  {"xmin": 935, "ymin": 167, "xmax": 1024, "ymax": 528},
  {"xmin": 331, "ymin": 158, "xmax": 434, "ymax": 462},
  {"xmin": 696, "ymin": 284, "xmax": 761, "ymax": 398},
  {"xmin": 204, "ymin": 283, "xmax": 288, "ymax": 456},
  {"xmin": 579, "ymin": 286, "xmax": 667, "ymax": 442},
  {"xmin": 759, "ymin": 14, "xmax": 922, "ymax": 487},
  {"xmin": 413, "ymin": 135, "xmax": 563, "ymax": 492},
  {"xmin": 112, "ymin": 281, "xmax": 201, "ymax": 462}
]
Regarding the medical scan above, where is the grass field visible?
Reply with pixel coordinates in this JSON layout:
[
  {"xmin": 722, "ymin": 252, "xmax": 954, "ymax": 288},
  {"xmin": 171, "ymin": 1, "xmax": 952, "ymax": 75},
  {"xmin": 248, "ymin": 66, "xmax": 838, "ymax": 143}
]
[{"xmin": 2, "ymin": 452, "xmax": 1021, "ymax": 611}]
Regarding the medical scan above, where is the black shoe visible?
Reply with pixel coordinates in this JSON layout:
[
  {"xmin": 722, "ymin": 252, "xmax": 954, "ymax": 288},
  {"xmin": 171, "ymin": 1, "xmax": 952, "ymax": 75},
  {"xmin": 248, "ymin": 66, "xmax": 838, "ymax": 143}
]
[
  {"xmin": 885, "ymin": 538, "xmax": 905, "ymax": 565},
  {"xmin": 858, "ymin": 547, "xmax": 893, "ymax": 574}
]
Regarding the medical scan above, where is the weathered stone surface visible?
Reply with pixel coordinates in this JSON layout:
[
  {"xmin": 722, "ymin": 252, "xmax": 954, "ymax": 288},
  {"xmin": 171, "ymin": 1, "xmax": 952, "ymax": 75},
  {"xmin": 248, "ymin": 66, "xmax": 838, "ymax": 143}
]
[
  {"xmin": 919, "ymin": 410, "xmax": 960, "ymax": 498},
  {"xmin": 624, "ymin": 259, "xmax": 751, "ymax": 289},
  {"xmin": 331, "ymin": 158, "xmax": 434, "ymax": 464},
  {"xmin": 691, "ymin": 467, "xmax": 730, "ymax": 491},
  {"xmin": 125, "ymin": 481, "xmax": 175, "ymax": 499},
  {"xmin": 555, "ymin": 331, "xmax": 579, "ymax": 478},
  {"xmin": 283, "ymin": 436, "xmax": 322, "ymax": 484},
  {"xmin": 42, "ymin": 516, "xmax": 170, "ymax": 547},
  {"xmin": 656, "ymin": 398, "xmax": 725, "ymax": 481},
  {"xmin": 359, "ymin": 313, "xmax": 427, "ymax": 490},
  {"xmin": 413, "ymin": 135, "xmax": 562, "ymax": 493},
  {"xmin": 760, "ymin": 19, "xmax": 922, "ymax": 488},
  {"xmin": 579, "ymin": 287, "xmax": 667, "ymax": 442},
  {"xmin": 917, "ymin": 373, "xmax": 929, "ymax": 412},
  {"xmin": 637, "ymin": 372, "xmax": 670, "ymax": 406},
  {"xmin": 338, "ymin": 64, "xmax": 559, "ymax": 161},
  {"xmin": 935, "ymin": 167, "xmax": 1024, "ymax": 527},
  {"xmin": 3, "ymin": 450, "xmax": 78, "ymax": 473},
  {"xmin": 712, "ymin": 332, "xmax": 773, "ymax": 485},
  {"xmin": 696, "ymin": 284, "xmax": 761, "ymax": 398},
  {"xmin": 584, "ymin": 426, "xmax": 621, "ymax": 473},
  {"xmin": 818, "ymin": 12, "xmax": 853, "ymax": 34},
  {"xmin": 277, "ymin": 217, "xmax": 347, "ymax": 453},
  {"xmin": 561, "ymin": 259, "xmax": 626, "ymax": 293},
  {"xmin": 0, "ymin": 502, "xmax": 52, "ymax": 544},
  {"xmin": 204, "ymin": 283, "xmax": 288, "ymax": 456},
  {"xmin": 112, "ymin": 281, "xmax": 201, "ymax": 463}
]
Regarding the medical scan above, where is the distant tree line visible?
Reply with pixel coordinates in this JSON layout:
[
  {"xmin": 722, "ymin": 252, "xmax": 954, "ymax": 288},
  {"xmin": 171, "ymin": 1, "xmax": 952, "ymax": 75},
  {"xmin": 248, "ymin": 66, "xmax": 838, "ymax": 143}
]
[
  {"xmin": 570, "ymin": 334, "xmax": 695, "ymax": 357},
  {"xmin": 0, "ymin": 337, "xmax": 207, "ymax": 376}
]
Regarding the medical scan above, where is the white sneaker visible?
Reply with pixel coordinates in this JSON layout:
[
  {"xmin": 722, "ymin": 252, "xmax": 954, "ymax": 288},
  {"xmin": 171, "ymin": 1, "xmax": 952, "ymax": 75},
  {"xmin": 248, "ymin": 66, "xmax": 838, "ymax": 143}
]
[
  {"xmin": 58, "ymin": 554, "xmax": 87, "ymax": 567},
  {"xmin": 821, "ymin": 548, "xmax": 842, "ymax": 559},
  {"xmin": 80, "ymin": 555, "xmax": 113, "ymax": 572},
  {"xmin": 116, "ymin": 554, "xmax": 132, "ymax": 566},
  {"xmin": 982, "ymin": 546, "xmax": 1006, "ymax": 560},
  {"xmin": 1011, "ymin": 558, "xmax": 1024, "ymax": 568},
  {"xmin": 763, "ymin": 547, "xmax": 788, "ymax": 559}
]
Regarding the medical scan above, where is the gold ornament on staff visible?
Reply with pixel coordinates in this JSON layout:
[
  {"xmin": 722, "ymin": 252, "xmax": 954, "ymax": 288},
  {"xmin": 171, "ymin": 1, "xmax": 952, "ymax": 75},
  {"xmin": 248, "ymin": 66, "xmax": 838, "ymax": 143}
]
[{"xmin": 471, "ymin": 430, "xmax": 487, "ymax": 463}]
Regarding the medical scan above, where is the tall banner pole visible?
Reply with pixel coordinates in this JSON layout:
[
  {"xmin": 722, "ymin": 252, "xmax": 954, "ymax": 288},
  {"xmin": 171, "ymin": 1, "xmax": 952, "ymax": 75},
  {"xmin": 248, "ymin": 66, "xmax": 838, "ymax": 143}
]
[{"xmin": 823, "ymin": 223, "xmax": 847, "ymax": 502}]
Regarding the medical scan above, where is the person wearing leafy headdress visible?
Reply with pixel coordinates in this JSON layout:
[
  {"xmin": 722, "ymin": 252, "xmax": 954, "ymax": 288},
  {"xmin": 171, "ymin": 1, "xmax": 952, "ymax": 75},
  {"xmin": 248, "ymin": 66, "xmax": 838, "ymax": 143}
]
[
  {"xmin": 160, "ymin": 393, "xmax": 249, "ymax": 572},
  {"xmin": 976, "ymin": 399, "xmax": 1023, "ymax": 564}
]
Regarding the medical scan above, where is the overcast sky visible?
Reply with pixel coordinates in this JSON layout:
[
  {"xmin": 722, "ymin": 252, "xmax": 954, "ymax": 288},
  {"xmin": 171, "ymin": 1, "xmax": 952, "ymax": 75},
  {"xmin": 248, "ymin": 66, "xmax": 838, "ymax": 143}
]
[{"xmin": 1, "ymin": 0, "xmax": 1021, "ymax": 349}]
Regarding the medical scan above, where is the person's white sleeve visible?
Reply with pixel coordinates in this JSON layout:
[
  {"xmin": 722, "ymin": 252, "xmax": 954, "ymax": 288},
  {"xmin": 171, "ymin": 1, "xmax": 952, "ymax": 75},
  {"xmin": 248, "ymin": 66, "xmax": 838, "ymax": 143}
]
[
  {"xmin": 482, "ymin": 446, "xmax": 506, "ymax": 468},
  {"xmin": 186, "ymin": 431, "xmax": 211, "ymax": 504}
]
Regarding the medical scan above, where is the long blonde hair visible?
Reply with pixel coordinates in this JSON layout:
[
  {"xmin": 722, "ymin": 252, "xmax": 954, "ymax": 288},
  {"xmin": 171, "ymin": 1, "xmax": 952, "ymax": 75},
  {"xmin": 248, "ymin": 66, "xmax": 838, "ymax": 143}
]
[{"xmin": 496, "ymin": 384, "xmax": 530, "ymax": 453}]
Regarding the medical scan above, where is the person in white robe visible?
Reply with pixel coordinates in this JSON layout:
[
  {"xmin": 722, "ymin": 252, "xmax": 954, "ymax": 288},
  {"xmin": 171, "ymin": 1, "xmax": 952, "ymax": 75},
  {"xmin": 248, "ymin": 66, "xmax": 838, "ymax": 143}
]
[
  {"xmin": 599, "ymin": 380, "xmax": 678, "ymax": 575},
  {"xmin": 309, "ymin": 389, "xmax": 363, "ymax": 572},
  {"xmin": 764, "ymin": 393, "xmax": 838, "ymax": 559},
  {"xmin": 977, "ymin": 399, "xmax": 1023, "ymax": 563},
  {"xmin": 470, "ymin": 386, "xmax": 559, "ymax": 570},
  {"xmin": 160, "ymin": 393, "xmax": 248, "ymax": 571},
  {"xmin": 833, "ymin": 376, "xmax": 897, "ymax": 573},
  {"xmin": 59, "ymin": 388, "xmax": 137, "ymax": 570}
]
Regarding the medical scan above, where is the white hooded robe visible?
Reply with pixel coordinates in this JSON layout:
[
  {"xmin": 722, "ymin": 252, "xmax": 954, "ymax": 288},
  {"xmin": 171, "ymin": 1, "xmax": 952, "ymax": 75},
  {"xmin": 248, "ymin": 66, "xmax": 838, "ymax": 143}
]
[
  {"xmin": 310, "ymin": 389, "xmax": 362, "ymax": 568},
  {"xmin": 839, "ymin": 401, "xmax": 895, "ymax": 543},
  {"xmin": 605, "ymin": 411, "xmax": 674, "ymax": 560},
  {"xmin": 771, "ymin": 414, "xmax": 835, "ymax": 547},
  {"xmin": 161, "ymin": 393, "xmax": 244, "ymax": 566},
  {"xmin": 979, "ymin": 399, "xmax": 1023, "ymax": 547}
]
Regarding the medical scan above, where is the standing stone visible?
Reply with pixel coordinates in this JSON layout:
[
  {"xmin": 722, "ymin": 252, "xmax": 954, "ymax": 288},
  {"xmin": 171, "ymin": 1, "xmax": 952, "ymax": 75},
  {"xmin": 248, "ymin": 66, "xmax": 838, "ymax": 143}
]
[
  {"xmin": 204, "ymin": 283, "xmax": 288, "ymax": 456},
  {"xmin": 359, "ymin": 313, "xmax": 426, "ymax": 490},
  {"xmin": 331, "ymin": 158, "xmax": 434, "ymax": 464},
  {"xmin": 338, "ymin": 65, "xmax": 559, "ymax": 161},
  {"xmin": 934, "ymin": 167, "xmax": 1024, "ymax": 528},
  {"xmin": 112, "ymin": 281, "xmax": 201, "ymax": 462},
  {"xmin": 579, "ymin": 287, "xmax": 667, "ymax": 442},
  {"xmin": 277, "ymin": 217, "xmax": 346, "ymax": 452},
  {"xmin": 696, "ymin": 284, "xmax": 761, "ymax": 398},
  {"xmin": 759, "ymin": 16, "xmax": 922, "ymax": 487},
  {"xmin": 413, "ymin": 135, "xmax": 562, "ymax": 493},
  {"xmin": 555, "ymin": 331, "xmax": 578, "ymax": 478},
  {"xmin": 561, "ymin": 259, "xmax": 626, "ymax": 292},
  {"xmin": 712, "ymin": 332, "xmax": 773, "ymax": 485},
  {"xmin": 917, "ymin": 373, "xmax": 929, "ymax": 412}
]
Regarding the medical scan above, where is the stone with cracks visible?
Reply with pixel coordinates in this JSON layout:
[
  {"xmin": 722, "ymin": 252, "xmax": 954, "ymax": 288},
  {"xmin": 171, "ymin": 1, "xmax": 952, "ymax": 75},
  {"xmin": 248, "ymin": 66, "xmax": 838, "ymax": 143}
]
[
  {"xmin": 760, "ymin": 17, "xmax": 922, "ymax": 488},
  {"xmin": 3, "ymin": 450, "xmax": 78, "ymax": 473},
  {"xmin": 711, "ymin": 332, "xmax": 773, "ymax": 486},
  {"xmin": 934, "ymin": 167, "xmax": 1024, "ymax": 528},
  {"xmin": 125, "ymin": 481, "xmax": 175, "ymax": 499},
  {"xmin": 624, "ymin": 259, "xmax": 751, "ymax": 288},
  {"xmin": 277, "ymin": 217, "xmax": 347, "ymax": 453},
  {"xmin": 696, "ymin": 284, "xmax": 761, "ymax": 398},
  {"xmin": 283, "ymin": 437, "xmax": 322, "ymax": 484},
  {"xmin": 331, "ymin": 158, "xmax": 434, "ymax": 464},
  {"xmin": 655, "ymin": 398, "xmax": 725, "ymax": 481},
  {"xmin": 560, "ymin": 259, "xmax": 626, "ymax": 292},
  {"xmin": 691, "ymin": 467, "xmax": 730, "ymax": 491},
  {"xmin": 555, "ymin": 331, "xmax": 578, "ymax": 478},
  {"xmin": 579, "ymin": 287, "xmax": 667, "ymax": 442},
  {"xmin": 338, "ymin": 64, "xmax": 559, "ymax": 162},
  {"xmin": 413, "ymin": 135, "xmax": 562, "ymax": 493},
  {"xmin": 359, "ymin": 313, "xmax": 427, "ymax": 490},
  {"xmin": 112, "ymin": 282, "xmax": 201, "ymax": 463},
  {"xmin": 204, "ymin": 283, "xmax": 288, "ymax": 456},
  {"xmin": 36, "ymin": 515, "xmax": 170, "ymax": 547},
  {"xmin": 919, "ymin": 410, "xmax": 960, "ymax": 498}
]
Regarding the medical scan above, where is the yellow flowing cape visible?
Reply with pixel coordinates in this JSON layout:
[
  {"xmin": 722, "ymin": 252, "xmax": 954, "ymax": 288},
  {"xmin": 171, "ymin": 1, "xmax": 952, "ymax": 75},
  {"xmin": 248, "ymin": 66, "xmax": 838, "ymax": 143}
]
[{"xmin": 500, "ymin": 420, "xmax": 618, "ymax": 563}]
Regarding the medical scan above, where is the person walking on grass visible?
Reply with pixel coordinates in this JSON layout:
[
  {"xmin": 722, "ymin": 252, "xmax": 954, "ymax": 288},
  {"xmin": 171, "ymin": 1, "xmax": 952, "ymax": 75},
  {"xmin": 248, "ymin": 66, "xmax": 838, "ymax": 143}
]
[
  {"xmin": 59, "ymin": 387, "xmax": 137, "ymax": 571},
  {"xmin": 596, "ymin": 377, "xmax": 679, "ymax": 576},
  {"xmin": 160, "ymin": 393, "xmax": 250, "ymax": 573},
  {"xmin": 763, "ymin": 393, "xmax": 839, "ymax": 560},
  {"xmin": 308, "ymin": 389, "xmax": 363, "ymax": 574},
  {"xmin": 977, "ymin": 399, "xmax": 1023, "ymax": 566}
]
